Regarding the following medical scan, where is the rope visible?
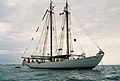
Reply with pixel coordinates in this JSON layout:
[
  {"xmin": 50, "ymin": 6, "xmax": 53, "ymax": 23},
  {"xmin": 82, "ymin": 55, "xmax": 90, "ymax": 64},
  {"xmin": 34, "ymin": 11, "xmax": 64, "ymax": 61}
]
[
  {"xmin": 35, "ymin": 13, "xmax": 49, "ymax": 52},
  {"xmin": 69, "ymin": 7, "xmax": 101, "ymax": 50},
  {"xmin": 69, "ymin": 14, "xmax": 84, "ymax": 53},
  {"xmin": 71, "ymin": 22, "xmax": 84, "ymax": 53},
  {"xmin": 101, "ymin": 61, "xmax": 105, "ymax": 71}
]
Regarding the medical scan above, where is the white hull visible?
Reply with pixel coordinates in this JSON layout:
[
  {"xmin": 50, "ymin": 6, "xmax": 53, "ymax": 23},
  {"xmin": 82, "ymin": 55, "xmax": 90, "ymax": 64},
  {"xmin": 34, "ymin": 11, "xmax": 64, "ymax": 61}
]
[{"xmin": 25, "ymin": 54, "xmax": 104, "ymax": 70}]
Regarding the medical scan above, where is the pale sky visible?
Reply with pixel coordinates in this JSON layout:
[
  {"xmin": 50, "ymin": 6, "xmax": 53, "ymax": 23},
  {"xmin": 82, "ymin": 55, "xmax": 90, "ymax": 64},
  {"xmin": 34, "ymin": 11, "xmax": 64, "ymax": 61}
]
[{"xmin": 0, "ymin": 0, "xmax": 120, "ymax": 65}]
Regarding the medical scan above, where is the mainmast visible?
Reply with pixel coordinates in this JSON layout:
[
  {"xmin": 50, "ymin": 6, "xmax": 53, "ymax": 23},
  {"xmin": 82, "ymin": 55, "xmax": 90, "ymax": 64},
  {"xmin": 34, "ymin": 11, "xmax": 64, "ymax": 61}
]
[
  {"xmin": 50, "ymin": 0, "xmax": 53, "ymax": 61},
  {"xmin": 65, "ymin": 0, "xmax": 70, "ymax": 59}
]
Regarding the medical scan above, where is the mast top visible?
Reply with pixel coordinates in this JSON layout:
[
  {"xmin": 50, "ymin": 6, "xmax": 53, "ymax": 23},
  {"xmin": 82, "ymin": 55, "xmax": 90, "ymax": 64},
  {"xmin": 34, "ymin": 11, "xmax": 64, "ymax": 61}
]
[
  {"xmin": 66, "ymin": 0, "xmax": 68, "ymax": 3},
  {"xmin": 66, "ymin": 0, "xmax": 69, "ymax": 4},
  {"xmin": 50, "ymin": 0, "xmax": 53, "ymax": 3}
]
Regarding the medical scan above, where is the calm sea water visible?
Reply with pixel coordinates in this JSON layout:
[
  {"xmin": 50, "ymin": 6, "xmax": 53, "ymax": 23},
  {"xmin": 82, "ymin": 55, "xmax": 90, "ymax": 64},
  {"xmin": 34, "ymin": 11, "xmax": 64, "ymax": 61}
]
[{"xmin": 0, "ymin": 65, "xmax": 120, "ymax": 81}]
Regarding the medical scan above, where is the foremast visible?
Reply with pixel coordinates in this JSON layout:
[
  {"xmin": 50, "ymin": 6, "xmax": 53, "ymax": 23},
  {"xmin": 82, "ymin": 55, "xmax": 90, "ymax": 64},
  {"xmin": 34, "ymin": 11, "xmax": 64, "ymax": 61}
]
[
  {"xmin": 65, "ymin": 0, "xmax": 70, "ymax": 59},
  {"xmin": 50, "ymin": 0, "xmax": 53, "ymax": 61}
]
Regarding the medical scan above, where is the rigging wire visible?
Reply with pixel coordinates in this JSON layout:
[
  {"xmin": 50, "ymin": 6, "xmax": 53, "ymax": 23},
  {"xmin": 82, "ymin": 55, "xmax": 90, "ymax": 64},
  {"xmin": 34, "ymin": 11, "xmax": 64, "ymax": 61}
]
[
  {"xmin": 22, "ymin": 16, "xmax": 48, "ymax": 56},
  {"xmin": 71, "ymin": 21, "xmax": 84, "ymax": 53},
  {"xmin": 69, "ymin": 7, "xmax": 101, "ymax": 51},
  {"xmin": 101, "ymin": 61, "xmax": 105, "ymax": 71},
  {"xmin": 30, "ymin": 26, "xmax": 40, "ymax": 41},
  {"xmin": 68, "ymin": 12, "xmax": 84, "ymax": 54},
  {"xmin": 39, "ymin": 16, "xmax": 49, "ymax": 56},
  {"xmin": 69, "ymin": 13, "xmax": 84, "ymax": 53},
  {"xmin": 22, "ymin": 26, "xmax": 41, "ymax": 56},
  {"xmin": 35, "ymin": 13, "xmax": 49, "ymax": 53},
  {"xmin": 39, "ymin": 13, "xmax": 50, "ymax": 55}
]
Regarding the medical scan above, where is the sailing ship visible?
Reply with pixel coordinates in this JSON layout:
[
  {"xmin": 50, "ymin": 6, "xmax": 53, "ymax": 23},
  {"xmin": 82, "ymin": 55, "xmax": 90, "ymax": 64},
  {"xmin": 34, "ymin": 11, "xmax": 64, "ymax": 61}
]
[{"xmin": 22, "ymin": 0, "xmax": 104, "ymax": 70}]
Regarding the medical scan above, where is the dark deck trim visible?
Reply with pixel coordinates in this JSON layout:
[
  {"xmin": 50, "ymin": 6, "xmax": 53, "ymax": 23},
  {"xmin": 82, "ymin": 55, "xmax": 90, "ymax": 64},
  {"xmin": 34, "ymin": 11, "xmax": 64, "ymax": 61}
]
[{"xmin": 29, "ymin": 66, "xmax": 95, "ymax": 70}]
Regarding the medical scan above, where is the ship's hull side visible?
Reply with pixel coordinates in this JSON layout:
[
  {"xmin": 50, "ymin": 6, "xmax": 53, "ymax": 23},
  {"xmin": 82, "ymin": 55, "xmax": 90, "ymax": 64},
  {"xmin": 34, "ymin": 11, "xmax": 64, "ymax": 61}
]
[{"xmin": 25, "ymin": 54, "xmax": 104, "ymax": 70}]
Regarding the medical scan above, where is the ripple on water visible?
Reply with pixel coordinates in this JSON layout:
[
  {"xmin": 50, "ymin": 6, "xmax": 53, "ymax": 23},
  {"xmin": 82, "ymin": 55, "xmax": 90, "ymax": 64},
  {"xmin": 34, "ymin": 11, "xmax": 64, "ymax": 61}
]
[
  {"xmin": 105, "ymin": 75, "xmax": 120, "ymax": 80},
  {"xmin": 0, "ymin": 65, "xmax": 120, "ymax": 81}
]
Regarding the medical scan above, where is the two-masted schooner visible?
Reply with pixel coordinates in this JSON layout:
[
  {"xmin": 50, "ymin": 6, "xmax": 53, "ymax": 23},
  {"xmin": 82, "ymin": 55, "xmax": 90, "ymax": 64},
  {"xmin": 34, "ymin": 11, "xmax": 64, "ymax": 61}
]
[{"xmin": 22, "ymin": 0, "xmax": 104, "ymax": 70}]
